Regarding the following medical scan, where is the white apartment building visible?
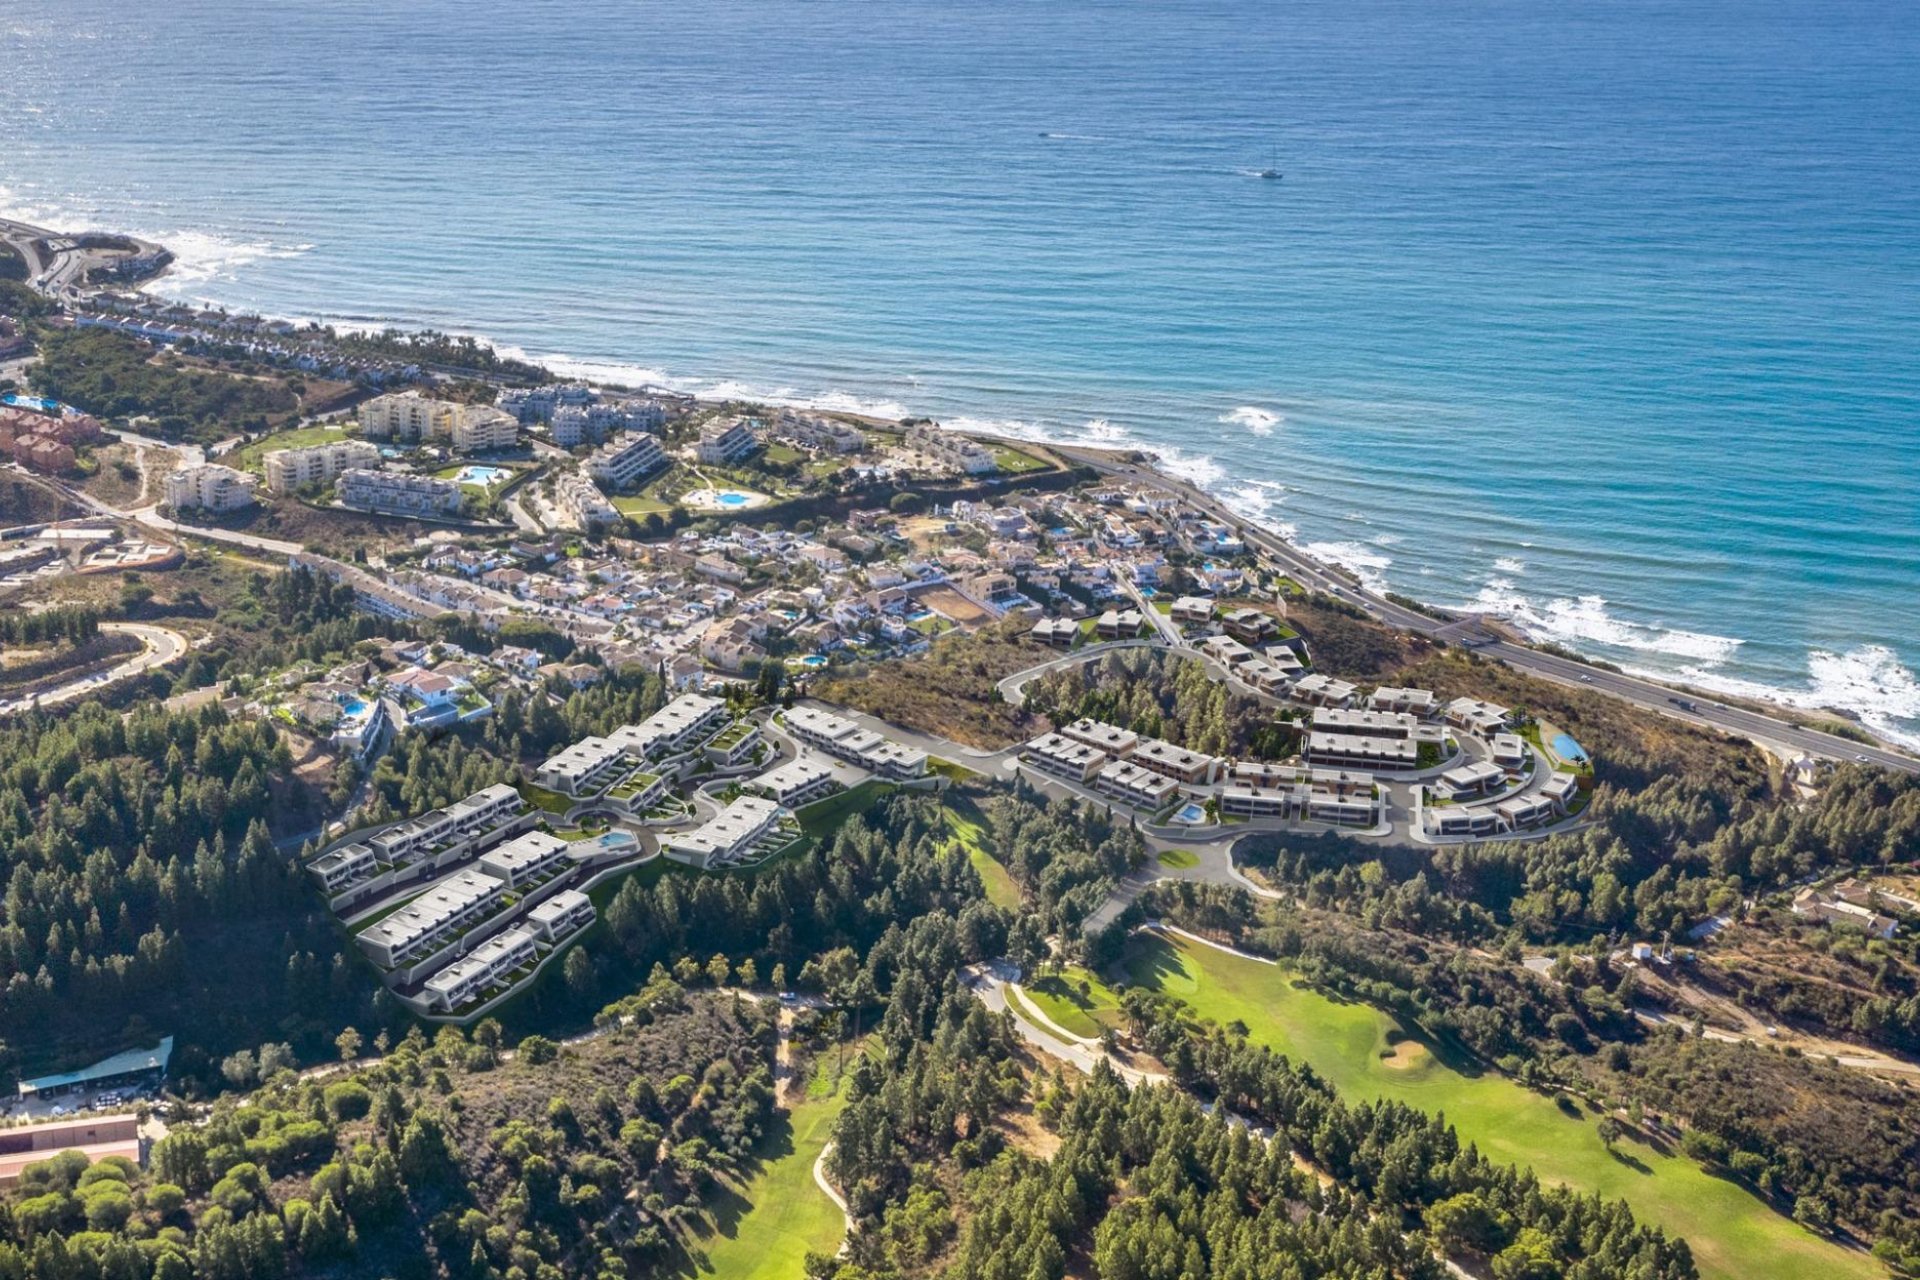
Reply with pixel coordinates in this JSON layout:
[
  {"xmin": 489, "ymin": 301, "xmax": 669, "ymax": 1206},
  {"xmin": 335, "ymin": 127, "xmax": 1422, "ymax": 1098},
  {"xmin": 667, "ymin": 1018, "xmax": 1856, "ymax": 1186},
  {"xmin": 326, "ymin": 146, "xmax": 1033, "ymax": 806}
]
[
  {"xmin": 696, "ymin": 418, "xmax": 761, "ymax": 465},
  {"xmin": 422, "ymin": 927, "xmax": 537, "ymax": 1012},
  {"xmin": 536, "ymin": 735, "xmax": 629, "ymax": 796},
  {"xmin": 1021, "ymin": 732, "xmax": 1110, "ymax": 784},
  {"xmin": 1058, "ymin": 718, "xmax": 1140, "ymax": 758},
  {"xmin": 779, "ymin": 706, "xmax": 928, "ymax": 778},
  {"xmin": 358, "ymin": 392, "xmax": 450, "ymax": 442},
  {"xmin": 666, "ymin": 795, "xmax": 784, "ymax": 868},
  {"xmin": 450, "ymin": 405, "xmax": 520, "ymax": 454},
  {"xmin": 554, "ymin": 470, "xmax": 619, "ymax": 532},
  {"xmin": 746, "ymin": 758, "xmax": 839, "ymax": 808},
  {"xmin": 338, "ymin": 468, "xmax": 463, "ymax": 518},
  {"xmin": 527, "ymin": 890, "xmax": 595, "ymax": 943},
  {"xmin": 1094, "ymin": 759, "xmax": 1179, "ymax": 810},
  {"xmin": 587, "ymin": 434, "xmax": 670, "ymax": 489},
  {"xmin": 264, "ymin": 439, "xmax": 381, "ymax": 495},
  {"xmin": 606, "ymin": 693, "xmax": 728, "ymax": 760},
  {"xmin": 357, "ymin": 867, "xmax": 507, "ymax": 969},
  {"xmin": 476, "ymin": 830, "xmax": 570, "ymax": 888},
  {"xmin": 907, "ymin": 423, "xmax": 997, "ymax": 474},
  {"xmin": 165, "ymin": 464, "xmax": 257, "ymax": 512}
]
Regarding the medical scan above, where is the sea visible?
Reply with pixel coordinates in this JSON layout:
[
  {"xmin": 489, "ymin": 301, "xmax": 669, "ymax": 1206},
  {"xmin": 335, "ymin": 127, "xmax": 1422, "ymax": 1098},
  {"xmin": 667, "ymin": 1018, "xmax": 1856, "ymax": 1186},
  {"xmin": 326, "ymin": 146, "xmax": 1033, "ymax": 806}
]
[{"xmin": 4, "ymin": 0, "xmax": 1917, "ymax": 747}]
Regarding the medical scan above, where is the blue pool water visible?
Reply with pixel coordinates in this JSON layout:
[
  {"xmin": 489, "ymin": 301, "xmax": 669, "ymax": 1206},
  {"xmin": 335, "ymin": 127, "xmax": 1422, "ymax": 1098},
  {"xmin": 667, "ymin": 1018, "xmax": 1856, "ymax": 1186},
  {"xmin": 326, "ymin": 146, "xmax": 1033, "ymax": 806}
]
[
  {"xmin": 797, "ymin": 654, "xmax": 827, "ymax": 668},
  {"xmin": 4, "ymin": 0, "xmax": 1918, "ymax": 745},
  {"xmin": 717, "ymin": 491, "xmax": 750, "ymax": 507},
  {"xmin": 2, "ymin": 394, "xmax": 62, "ymax": 415},
  {"xmin": 1174, "ymin": 802, "xmax": 1207, "ymax": 824},
  {"xmin": 1551, "ymin": 734, "xmax": 1589, "ymax": 766},
  {"xmin": 341, "ymin": 698, "xmax": 368, "ymax": 716},
  {"xmin": 455, "ymin": 464, "xmax": 510, "ymax": 486}
]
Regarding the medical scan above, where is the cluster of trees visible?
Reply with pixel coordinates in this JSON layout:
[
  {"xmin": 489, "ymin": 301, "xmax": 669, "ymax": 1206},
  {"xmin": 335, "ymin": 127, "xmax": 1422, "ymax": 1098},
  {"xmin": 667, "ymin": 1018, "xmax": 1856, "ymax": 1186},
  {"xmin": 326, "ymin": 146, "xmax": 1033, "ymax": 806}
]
[
  {"xmin": 1023, "ymin": 646, "xmax": 1280, "ymax": 759},
  {"xmin": 812, "ymin": 618, "xmax": 1044, "ymax": 749},
  {"xmin": 324, "ymin": 328, "xmax": 547, "ymax": 381},
  {"xmin": 0, "ymin": 605, "xmax": 99, "ymax": 650},
  {"xmin": 29, "ymin": 328, "xmax": 298, "ymax": 439},
  {"xmin": 0, "ymin": 991, "xmax": 778, "ymax": 1280},
  {"xmin": 0, "ymin": 701, "xmax": 373, "ymax": 1082}
]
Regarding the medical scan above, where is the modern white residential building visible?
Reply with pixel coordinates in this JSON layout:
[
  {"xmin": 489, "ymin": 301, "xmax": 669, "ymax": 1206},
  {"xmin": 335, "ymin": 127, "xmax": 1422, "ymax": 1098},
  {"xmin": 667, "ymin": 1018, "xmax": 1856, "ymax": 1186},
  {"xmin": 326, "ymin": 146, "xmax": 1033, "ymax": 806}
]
[
  {"xmin": 527, "ymin": 890, "xmax": 595, "ymax": 942},
  {"xmin": 776, "ymin": 412, "xmax": 865, "ymax": 453},
  {"xmin": 1495, "ymin": 793, "xmax": 1557, "ymax": 830},
  {"xmin": 264, "ymin": 439, "xmax": 381, "ymax": 495},
  {"xmin": 1130, "ymin": 737, "xmax": 1225, "ymax": 785},
  {"xmin": 1170, "ymin": 596, "xmax": 1216, "ymax": 626},
  {"xmin": 1439, "ymin": 760, "xmax": 1507, "ymax": 798},
  {"xmin": 1312, "ymin": 708, "xmax": 1419, "ymax": 740},
  {"xmin": 338, "ymin": 468, "xmax": 463, "ymax": 518},
  {"xmin": 1424, "ymin": 805, "xmax": 1502, "ymax": 838},
  {"xmin": 665, "ymin": 795, "xmax": 784, "ymax": 868},
  {"xmin": 1094, "ymin": 759, "xmax": 1180, "ymax": 810},
  {"xmin": 696, "ymin": 418, "xmax": 761, "ymax": 465},
  {"xmin": 536, "ymin": 735, "xmax": 629, "ymax": 796},
  {"xmin": 422, "ymin": 927, "xmax": 537, "ymax": 1012},
  {"xmin": 587, "ymin": 434, "xmax": 670, "ymax": 489},
  {"xmin": 1490, "ymin": 733, "xmax": 1529, "ymax": 770},
  {"xmin": 165, "ymin": 464, "xmax": 257, "ymax": 512},
  {"xmin": 1368, "ymin": 686, "xmax": 1437, "ymax": 717},
  {"xmin": 553, "ymin": 470, "xmax": 619, "ymax": 532},
  {"xmin": 1541, "ymin": 772, "xmax": 1581, "ymax": 807},
  {"xmin": 780, "ymin": 706, "xmax": 928, "ymax": 777},
  {"xmin": 745, "ymin": 758, "xmax": 839, "ymax": 808},
  {"xmin": 1021, "ymin": 732, "xmax": 1110, "ymax": 784},
  {"xmin": 357, "ymin": 867, "xmax": 507, "ymax": 969},
  {"xmin": 1292, "ymin": 673, "xmax": 1358, "ymax": 707},
  {"xmin": 1306, "ymin": 731, "xmax": 1418, "ymax": 771},
  {"xmin": 607, "ymin": 693, "xmax": 729, "ymax": 760},
  {"xmin": 1445, "ymin": 697, "xmax": 1512, "ymax": 736},
  {"xmin": 1058, "ymin": 718, "xmax": 1139, "ymax": 758},
  {"xmin": 449, "ymin": 405, "xmax": 520, "ymax": 454},
  {"xmin": 476, "ymin": 830, "xmax": 570, "ymax": 888},
  {"xmin": 310, "ymin": 842, "xmax": 377, "ymax": 893}
]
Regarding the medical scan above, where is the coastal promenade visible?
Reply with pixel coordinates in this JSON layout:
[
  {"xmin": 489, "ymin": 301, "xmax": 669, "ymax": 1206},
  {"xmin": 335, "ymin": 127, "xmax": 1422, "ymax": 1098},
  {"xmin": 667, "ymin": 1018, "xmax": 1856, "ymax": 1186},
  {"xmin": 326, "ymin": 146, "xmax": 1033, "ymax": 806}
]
[{"xmin": 1050, "ymin": 443, "xmax": 1917, "ymax": 775}]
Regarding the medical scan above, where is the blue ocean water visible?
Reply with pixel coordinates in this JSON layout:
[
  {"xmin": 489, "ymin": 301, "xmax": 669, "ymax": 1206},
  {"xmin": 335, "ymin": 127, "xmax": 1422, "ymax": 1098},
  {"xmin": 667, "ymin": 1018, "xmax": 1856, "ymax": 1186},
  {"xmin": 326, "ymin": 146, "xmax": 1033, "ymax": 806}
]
[{"xmin": 4, "ymin": 0, "xmax": 1917, "ymax": 745}]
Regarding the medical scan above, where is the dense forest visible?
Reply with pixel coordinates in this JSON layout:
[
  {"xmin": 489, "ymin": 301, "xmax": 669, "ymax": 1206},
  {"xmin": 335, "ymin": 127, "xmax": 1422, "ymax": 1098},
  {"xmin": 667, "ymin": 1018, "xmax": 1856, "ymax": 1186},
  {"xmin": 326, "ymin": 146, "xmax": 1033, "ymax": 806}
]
[
  {"xmin": 0, "ymin": 701, "xmax": 362, "ymax": 1079},
  {"xmin": 0, "ymin": 606, "xmax": 100, "ymax": 650}
]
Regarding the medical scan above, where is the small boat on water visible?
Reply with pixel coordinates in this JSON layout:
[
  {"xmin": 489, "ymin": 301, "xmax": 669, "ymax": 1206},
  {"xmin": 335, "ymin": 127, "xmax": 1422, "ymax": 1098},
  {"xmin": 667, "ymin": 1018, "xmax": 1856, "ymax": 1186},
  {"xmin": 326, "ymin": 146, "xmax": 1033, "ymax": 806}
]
[{"xmin": 1257, "ymin": 146, "xmax": 1283, "ymax": 180}]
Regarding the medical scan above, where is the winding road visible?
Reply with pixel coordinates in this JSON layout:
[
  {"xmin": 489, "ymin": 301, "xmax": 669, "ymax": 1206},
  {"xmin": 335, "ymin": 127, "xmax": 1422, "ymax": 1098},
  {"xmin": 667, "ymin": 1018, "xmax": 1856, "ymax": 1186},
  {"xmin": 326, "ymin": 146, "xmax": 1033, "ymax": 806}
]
[{"xmin": 0, "ymin": 621, "xmax": 189, "ymax": 717}]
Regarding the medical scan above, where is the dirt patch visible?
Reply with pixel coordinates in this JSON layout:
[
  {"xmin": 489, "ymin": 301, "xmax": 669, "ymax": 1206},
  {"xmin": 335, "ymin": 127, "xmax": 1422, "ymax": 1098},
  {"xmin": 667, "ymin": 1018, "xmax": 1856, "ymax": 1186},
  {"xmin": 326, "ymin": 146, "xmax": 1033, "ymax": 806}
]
[
  {"xmin": 910, "ymin": 583, "xmax": 994, "ymax": 628},
  {"xmin": 994, "ymin": 1103, "xmax": 1062, "ymax": 1160}
]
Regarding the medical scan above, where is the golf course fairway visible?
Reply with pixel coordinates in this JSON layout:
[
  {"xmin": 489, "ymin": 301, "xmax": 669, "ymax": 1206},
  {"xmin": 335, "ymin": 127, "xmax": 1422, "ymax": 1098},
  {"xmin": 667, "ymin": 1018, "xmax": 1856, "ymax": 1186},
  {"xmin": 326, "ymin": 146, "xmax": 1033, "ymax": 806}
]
[{"xmin": 1125, "ymin": 929, "xmax": 1880, "ymax": 1280}]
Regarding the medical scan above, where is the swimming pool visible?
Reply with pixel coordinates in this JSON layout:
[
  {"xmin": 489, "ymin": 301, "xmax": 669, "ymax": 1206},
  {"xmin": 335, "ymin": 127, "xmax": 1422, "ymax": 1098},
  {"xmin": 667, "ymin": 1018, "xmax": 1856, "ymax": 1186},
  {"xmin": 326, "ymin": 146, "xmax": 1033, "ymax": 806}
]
[
  {"xmin": 1173, "ymin": 802, "xmax": 1208, "ymax": 824},
  {"xmin": 1, "ymin": 393, "xmax": 61, "ymax": 415},
  {"xmin": 455, "ymin": 464, "xmax": 510, "ymax": 486},
  {"xmin": 797, "ymin": 654, "xmax": 827, "ymax": 668},
  {"xmin": 1550, "ymin": 733, "xmax": 1589, "ymax": 765},
  {"xmin": 716, "ymin": 491, "xmax": 750, "ymax": 507},
  {"xmin": 341, "ymin": 698, "xmax": 369, "ymax": 716}
]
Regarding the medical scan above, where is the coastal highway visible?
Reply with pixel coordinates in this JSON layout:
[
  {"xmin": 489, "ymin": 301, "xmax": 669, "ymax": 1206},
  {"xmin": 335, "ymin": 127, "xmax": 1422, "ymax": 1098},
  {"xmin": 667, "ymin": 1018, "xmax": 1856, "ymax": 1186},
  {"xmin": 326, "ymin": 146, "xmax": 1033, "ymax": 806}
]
[{"xmin": 1049, "ymin": 443, "xmax": 1918, "ymax": 775}]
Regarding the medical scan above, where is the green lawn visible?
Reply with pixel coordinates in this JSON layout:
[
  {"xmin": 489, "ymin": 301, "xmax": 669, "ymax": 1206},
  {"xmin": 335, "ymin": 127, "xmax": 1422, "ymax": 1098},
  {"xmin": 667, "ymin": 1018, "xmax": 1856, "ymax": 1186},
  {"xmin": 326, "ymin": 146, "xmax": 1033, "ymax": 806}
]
[
  {"xmin": 612, "ymin": 494, "xmax": 675, "ymax": 516},
  {"xmin": 1156, "ymin": 847, "xmax": 1199, "ymax": 869},
  {"xmin": 989, "ymin": 444, "xmax": 1051, "ymax": 474},
  {"xmin": 518, "ymin": 781, "xmax": 576, "ymax": 815},
  {"xmin": 1022, "ymin": 967, "xmax": 1125, "ymax": 1039},
  {"xmin": 795, "ymin": 778, "xmax": 894, "ymax": 839},
  {"xmin": 942, "ymin": 796, "xmax": 1021, "ymax": 909},
  {"xmin": 1125, "ymin": 932, "xmax": 1879, "ymax": 1280},
  {"xmin": 691, "ymin": 1054, "xmax": 850, "ymax": 1280},
  {"xmin": 227, "ymin": 425, "xmax": 350, "ymax": 475}
]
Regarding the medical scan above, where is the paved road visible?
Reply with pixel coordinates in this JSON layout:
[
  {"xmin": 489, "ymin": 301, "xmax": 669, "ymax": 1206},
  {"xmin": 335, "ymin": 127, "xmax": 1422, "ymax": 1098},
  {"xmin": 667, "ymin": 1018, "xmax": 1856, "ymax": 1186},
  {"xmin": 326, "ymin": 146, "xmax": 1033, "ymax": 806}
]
[
  {"xmin": 1053, "ymin": 445, "xmax": 1916, "ymax": 773},
  {"xmin": 0, "ymin": 622, "xmax": 189, "ymax": 717},
  {"xmin": 964, "ymin": 960, "xmax": 1167, "ymax": 1086}
]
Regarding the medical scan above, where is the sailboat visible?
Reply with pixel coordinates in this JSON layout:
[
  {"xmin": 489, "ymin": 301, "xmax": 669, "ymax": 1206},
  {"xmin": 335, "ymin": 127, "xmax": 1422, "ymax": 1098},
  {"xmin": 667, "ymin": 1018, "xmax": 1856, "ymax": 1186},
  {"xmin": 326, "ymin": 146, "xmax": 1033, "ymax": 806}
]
[{"xmin": 1257, "ymin": 147, "xmax": 1283, "ymax": 180}]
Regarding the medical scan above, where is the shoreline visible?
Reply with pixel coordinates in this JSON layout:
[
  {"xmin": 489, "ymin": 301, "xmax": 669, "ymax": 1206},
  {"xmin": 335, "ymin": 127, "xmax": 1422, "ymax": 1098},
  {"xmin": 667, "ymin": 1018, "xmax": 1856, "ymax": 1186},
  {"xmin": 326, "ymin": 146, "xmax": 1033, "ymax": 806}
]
[{"xmin": 6, "ymin": 218, "xmax": 1913, "ymax": 766}]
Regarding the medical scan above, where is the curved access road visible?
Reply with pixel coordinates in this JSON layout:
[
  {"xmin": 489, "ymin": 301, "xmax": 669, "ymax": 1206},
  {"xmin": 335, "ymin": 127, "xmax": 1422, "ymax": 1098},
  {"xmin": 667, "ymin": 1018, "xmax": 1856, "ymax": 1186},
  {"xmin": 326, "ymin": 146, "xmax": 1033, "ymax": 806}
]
[{"xmin": 0, "ymin": 622, "xmax": 189, "ymax": 716}]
